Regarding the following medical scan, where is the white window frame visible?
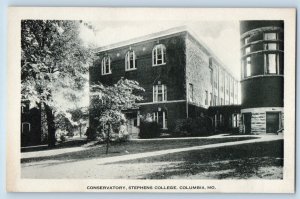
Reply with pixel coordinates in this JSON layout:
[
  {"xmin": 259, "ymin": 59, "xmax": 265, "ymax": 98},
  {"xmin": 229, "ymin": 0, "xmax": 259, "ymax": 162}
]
[
  {"xmin": 21, "ymin": 122, "xmax": 31, "ymax": 133},
  {"xmin": 264, "ymin": 32, "xmax": 278, "ymax": 40},
  {"xmin": 125, "ymin": 50, "xmax": 136, "ymax": 71},
  {"xmin": 264, "ymin": 53, "xmax": 279, "ymax": 74},
  {"xmin": 232, "ymin": 114, "xmax": 240, "ymax": 127},
  {"xmin": 101, "ymin": 56, "xmax": 111, "ymax": 75},
  {"xmin": 245, "ymin": 46, "xmax": 251, "ymax": 54},
  {"xmin": 153, "ymin": 84, "xmax": 167, "ymax": 102},
  {"xmin": 264, "ymin": 43, "xmax": 278, "ymax": 50},
  {"xmin": 152, "ymin": 44, "xmax": 166, "ymax": 66},
  {"xmin": 153, "ymin": 111, "xmax": 167, "ymax": 129},
  {"xmin": 245, "ymin": 56, "xmax": 251, "ymax": 78}
]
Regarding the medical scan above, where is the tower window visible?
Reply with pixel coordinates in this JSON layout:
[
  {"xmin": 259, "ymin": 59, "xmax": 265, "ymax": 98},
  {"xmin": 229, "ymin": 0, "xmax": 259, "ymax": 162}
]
[
  {"xmin": 244, "ymin": 56, "xmax": 251, "ymax": 78},
  {"xmin": 264, "ymin": 43, "xmax": 278, "ymax": 50},
  {"xmin": 245, "ymin": 46, "xmax": 251, "ymax": 54},
  {"xmin": 265, "ymin": 53, "xmax": 279, "ymax": 74},
  {"xmin": 264, "ymin": 32, "xmax": 277, "ymax": 40}
]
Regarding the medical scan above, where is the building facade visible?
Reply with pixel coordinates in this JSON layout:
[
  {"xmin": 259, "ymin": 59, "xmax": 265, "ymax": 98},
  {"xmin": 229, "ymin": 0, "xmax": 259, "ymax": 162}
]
[
  {"xmin": 240, "ymin": 21, "xmax": 284, "ymax": 134},
  {"xmin": 21, "ymin": 101, "xmax": 43, "ymax": 147},
  {"xmin": 90, "ymin": 27, "xmax": 239, "ymax": 136}
]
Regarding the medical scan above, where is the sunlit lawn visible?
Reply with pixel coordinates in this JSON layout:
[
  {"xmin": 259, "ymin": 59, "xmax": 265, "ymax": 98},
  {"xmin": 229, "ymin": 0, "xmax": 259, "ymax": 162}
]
[{"xmin": 21, "ymin": 136, "xmax": 256, "ymax": 164}]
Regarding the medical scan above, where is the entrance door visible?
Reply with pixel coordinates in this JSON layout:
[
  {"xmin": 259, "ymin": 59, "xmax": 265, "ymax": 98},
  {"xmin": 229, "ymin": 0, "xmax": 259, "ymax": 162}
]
[
  {"xmin": 243, "ymin": 113, "xmax": 252, "ymax": 134},
  {"xmin": 266, "ymin": 112, "xmax": 280, "ymax": 133}
]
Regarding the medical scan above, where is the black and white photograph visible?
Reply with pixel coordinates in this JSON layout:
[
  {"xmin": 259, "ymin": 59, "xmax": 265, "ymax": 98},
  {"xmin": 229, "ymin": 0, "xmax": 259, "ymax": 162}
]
[{"xmin": 6, "ymin": 7, "xmax": 296, "ymax": 193}]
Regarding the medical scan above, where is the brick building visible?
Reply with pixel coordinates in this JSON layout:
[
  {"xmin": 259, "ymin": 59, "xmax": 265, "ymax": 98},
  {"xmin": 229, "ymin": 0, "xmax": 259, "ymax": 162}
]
[
  {"xmin": 240, "ymin": 21, "xmax": 284, "ymax": 134},
  {"xmin": 90, "ymin": 26, "xmax": 239, "ymax": 136},
  {"xmin": 21, "ymin": 101, "xmax": 43, "ymax": 147}
]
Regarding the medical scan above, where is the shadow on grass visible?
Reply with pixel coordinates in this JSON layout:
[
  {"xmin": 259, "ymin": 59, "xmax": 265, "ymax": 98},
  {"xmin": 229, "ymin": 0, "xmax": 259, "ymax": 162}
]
[
  {"xmin": 110, "ymin": 140, "xmax": 283, "ymax": 179},
  {"xmin": 21, "ymin": 137, "xmax": 257, "ymax": 166},
  {"xmin": 21, "ymin": 138, "xmax": 89, "ymax": 153}
]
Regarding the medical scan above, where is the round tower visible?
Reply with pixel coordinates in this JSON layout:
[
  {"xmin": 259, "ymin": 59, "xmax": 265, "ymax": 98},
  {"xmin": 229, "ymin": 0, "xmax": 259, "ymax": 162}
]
[{"xmin": 240, "ymin": 20, "xmax": 284, "ymax": 134}]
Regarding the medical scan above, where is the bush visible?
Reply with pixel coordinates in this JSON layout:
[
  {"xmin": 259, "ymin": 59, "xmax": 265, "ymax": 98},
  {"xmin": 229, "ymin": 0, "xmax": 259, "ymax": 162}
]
[
  {"xmin": 60, "ymin": 134, "xmax": 66, "ymax": 142},
  {"xmin": 139, "ymin": 120, "xmax": 162, "ymax": 139},
  {"xmin": 174, "ymin": 117, "xmax": 213, "ymax": 137}
]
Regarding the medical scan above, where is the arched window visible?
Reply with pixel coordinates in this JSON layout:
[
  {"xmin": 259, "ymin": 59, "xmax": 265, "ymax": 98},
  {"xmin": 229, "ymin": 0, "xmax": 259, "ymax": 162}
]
[
  {"xmin": 125, "ymin": 50, "xmax": 136, "ymax": 71},
  {"xmin": 101, "ymin": 56, "xmax": 111, "ymax": 75},
  {"xmin": 152, "ymin": 44, "xmax": 166, "ymax": 66}
]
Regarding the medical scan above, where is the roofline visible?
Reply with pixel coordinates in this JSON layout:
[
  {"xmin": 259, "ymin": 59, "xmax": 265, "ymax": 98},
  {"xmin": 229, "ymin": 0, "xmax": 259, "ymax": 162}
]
[
  {"xmin": 94, "ymin": 25, "xmax": 238, "ymax": 80},
  {"xmin": 94, "ymin": 26, "xmax": 189, "ymax": 53}
]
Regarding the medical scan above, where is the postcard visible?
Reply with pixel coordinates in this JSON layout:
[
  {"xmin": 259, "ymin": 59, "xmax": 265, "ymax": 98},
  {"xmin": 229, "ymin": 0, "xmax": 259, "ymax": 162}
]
[{"xmin": 6, "ymin": 7, "xmax": 296, "ymax": 193}]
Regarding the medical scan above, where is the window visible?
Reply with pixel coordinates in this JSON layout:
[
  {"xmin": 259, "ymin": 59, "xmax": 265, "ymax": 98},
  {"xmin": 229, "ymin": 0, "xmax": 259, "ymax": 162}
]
[
  {"xmin": 245, "ymin": 37, "xmax": 250, "ymax": 45},
  {"xmin": 152, "ymin": 44, "xmax": 166, "ymax": 66},
  {"xmin": 205, "ymin": 91, "xmax": 208, "ymax": 105},
  {"xmin": 101, "ymin": 56, "xmax": 111, "ymax": 75},
  {"xmin": 210, "ymin": 93, "xmax": 212, "ymax": 106},
  {"xmin": 219, "ymin": 72, "xmax": 224, "ymax": 92},
  {"xmin": 125, "ymin": 50, "xmax": 136, "ymax": 71},
  {"xmin": 214, "ymin": 70, "xmax": 218, "ymax": 88},
  {"xmin": 21, "ymin": 122, "xmax": 31, "ymax": 134},
  {"xmin": 264, "ymin": 43, "xmax": 278, "ymax": 50},
  {"xmin": 210, "ymin": 69, "xmax": 213, "ymax": 85},
  {"xmin": 265, "ymin": 53, "xmax": 279, "ymax": 74},
  {"xmin": 244, "ymin": 56, "xmax": 251, "ymax": 77},
  {"xmin": 188, "ymin": 83, "xmax": 194, "ymax": 102},
  {"xmin": 220, "ymin": 98, "xmax": 223, "ymax": 105},
  {"xmin": 264, "ymin": 32, "xmax": 277, "ymax": 40},
  {"xmin": 245, "ymin": 46, "xmax": 251, "ymax": 54},
  {"xmin": 153, "ymin": 110, "xmax": 167, "ymax": 129},
  {"xmin": 153, "ymin": 84, "xmax": 167, "ymax": 102},
  {"xmin": 232, "ymin": 114, "xmax": 240, "ymax": 127}
]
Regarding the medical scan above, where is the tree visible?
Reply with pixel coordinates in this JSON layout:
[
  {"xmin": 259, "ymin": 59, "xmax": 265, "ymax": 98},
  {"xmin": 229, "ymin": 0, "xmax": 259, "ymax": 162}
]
[
  {"xmin": 21, "ymin": 20, "xmax": 94, "ymax": 147},
  {"xmin": 90, "ymin": 78, "xmax": 144, "ymax": 154}
]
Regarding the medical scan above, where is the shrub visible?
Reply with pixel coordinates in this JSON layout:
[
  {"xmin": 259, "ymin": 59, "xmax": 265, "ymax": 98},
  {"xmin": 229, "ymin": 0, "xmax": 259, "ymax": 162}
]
[
  {"xmin": 60, "ymin": 134, "xmax": 66, "ymax": 142},
  {"xmin": 139, "ymin": 120, "xmax": 162, "ymax": 139},
  {"xmin": 174, "ymin": 116, "xmax": 213, "ymax": 137}
]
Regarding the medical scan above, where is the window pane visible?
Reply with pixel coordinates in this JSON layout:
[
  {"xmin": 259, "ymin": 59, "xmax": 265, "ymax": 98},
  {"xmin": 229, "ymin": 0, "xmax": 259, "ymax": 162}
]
[
  {"xmin": 245, "ymin": 57, "xmax": 251, "ymax": 77},
  {"xmin": 264, "ymin": 33, "xmax": 277, "ymax": 40},
  {"xmin": 245, "ymin": 46, "xmax": 251, "ymax": 54},
  {"xmin": 266, "ymin": 54, "xmax": 277, "ymax": 74},
  {"xmin": 264, "ymin": 43, "xmax": 278, "ymax": 50}
]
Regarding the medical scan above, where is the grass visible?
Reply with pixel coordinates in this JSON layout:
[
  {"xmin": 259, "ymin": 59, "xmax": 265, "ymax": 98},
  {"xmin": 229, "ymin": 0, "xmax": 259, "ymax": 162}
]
[
  {"xmin": 21, "ymin": 136, "xmax": 257, "ymax": 164},
  {"xmin": 112, "ymin": 140, "xmax": 283, "ymax": 179}
]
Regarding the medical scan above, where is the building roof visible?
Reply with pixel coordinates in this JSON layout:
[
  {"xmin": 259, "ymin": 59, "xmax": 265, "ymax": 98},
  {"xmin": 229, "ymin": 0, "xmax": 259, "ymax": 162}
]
[{"xmin": 94, "ymin": 26, "xmax": 238, "ymax": 80}]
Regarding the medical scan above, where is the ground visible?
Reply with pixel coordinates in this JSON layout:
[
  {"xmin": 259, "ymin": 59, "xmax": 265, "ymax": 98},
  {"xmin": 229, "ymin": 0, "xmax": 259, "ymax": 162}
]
[{"xmin": 21, "ymin": 134, "xmax": 283, "ymax": 179}]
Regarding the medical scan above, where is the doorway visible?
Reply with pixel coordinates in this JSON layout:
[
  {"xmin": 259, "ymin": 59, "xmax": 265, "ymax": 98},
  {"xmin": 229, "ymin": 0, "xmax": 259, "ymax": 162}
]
[
  {"xmin": 243, "ymin": 113, "xmax": 252, "ymax": 134},
  {"xmin": 266, "ymin": 112, "xmax": 280, "ymax": 133}
]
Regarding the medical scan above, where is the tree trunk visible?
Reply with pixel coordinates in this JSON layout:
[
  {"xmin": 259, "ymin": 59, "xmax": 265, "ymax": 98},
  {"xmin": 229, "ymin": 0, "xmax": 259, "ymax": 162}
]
[
  {"xmin": 105, "ymin": 124, "xmax": 111, "ymax": 155},
  {"xmin": 44, "ymin": 103, "xmax": 56, "ymax": 147}
]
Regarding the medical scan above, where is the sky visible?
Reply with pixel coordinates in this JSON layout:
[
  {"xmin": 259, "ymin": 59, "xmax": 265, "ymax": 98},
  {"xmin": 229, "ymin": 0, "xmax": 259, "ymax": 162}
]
[{"xmin": 79, "ymin": 20, "xmax": 241, "ymax": 79}]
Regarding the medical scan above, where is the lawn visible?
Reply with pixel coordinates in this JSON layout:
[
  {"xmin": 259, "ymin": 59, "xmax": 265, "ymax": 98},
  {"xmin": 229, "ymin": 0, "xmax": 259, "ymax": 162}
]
[
  {"xmin": 21, "ymin": 136, "xmax": 257, "ymax": 164},
  {"xmin": 110, "ymin": 140, "xmax": 283, "ymax": 179}
]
